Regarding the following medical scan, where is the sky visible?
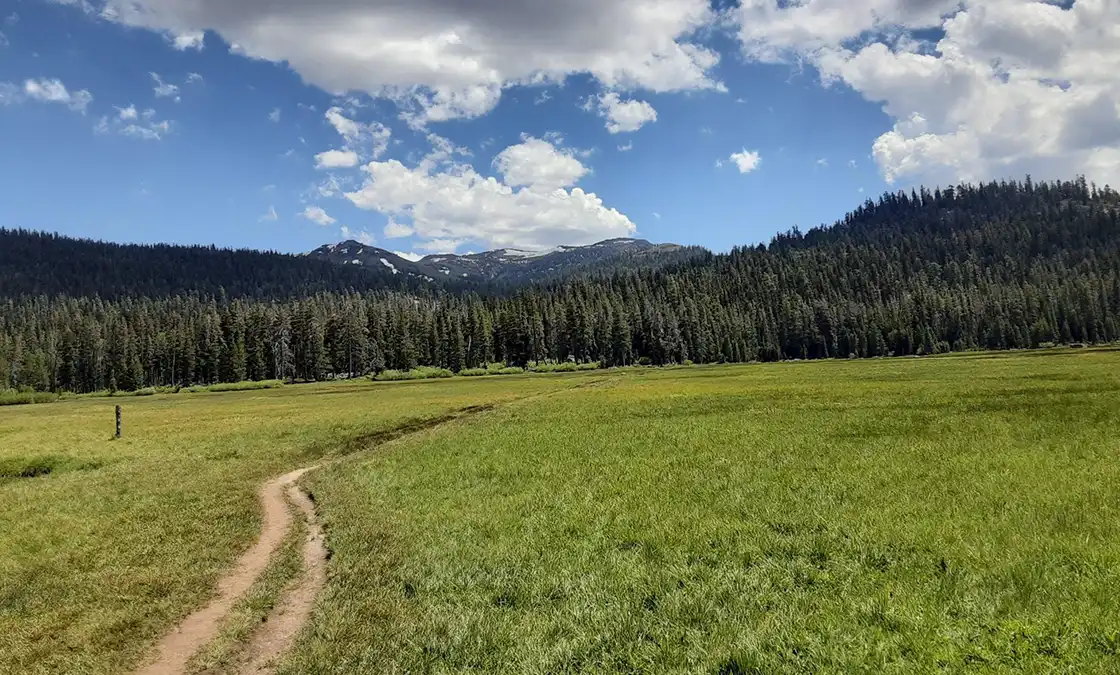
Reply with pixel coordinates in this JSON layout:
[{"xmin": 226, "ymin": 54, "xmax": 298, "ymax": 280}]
[{"xmin": 1, "ymin": 1, "xmax": 1118, "ymax": 257}]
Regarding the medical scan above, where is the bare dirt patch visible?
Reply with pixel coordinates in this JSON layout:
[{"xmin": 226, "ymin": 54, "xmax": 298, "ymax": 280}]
[
  {"xmin": 233, "ymin": 482, "xmax": 327, "ymax": 674},
  {"xmin": 133, "ymin": 468, "xmax": 315, "ymax": 675}
]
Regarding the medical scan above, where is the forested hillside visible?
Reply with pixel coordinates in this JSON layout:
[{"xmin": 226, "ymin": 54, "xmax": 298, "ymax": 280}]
[
  {"xmin": 0, "ymin": 230, "xmax": 418, "ymax": 299},
  {"xmin": 2, "ymin": 178, "xmax": 1118, "ymax": 393}
]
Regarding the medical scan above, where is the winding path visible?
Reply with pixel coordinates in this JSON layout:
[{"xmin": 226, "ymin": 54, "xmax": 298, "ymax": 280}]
[
  {"xmin": 131, "ymin": 400, "xmax": 551, "ymax": 674},
  {"xmin": 234, "ymin": 481, "xmax": 327, "ymax": 674},
  {"xmin": 133, "ymin": 468, "xmax": 317, "ymax": 675}
]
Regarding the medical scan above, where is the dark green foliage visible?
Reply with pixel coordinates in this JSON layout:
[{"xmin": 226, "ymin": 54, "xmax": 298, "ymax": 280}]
[
  {"xmin": 0, "ymin": 229, "xmax": 420, "ymax": 299},
  {"xmin": 2, "ymin": 178, "xmax": 1118, "ymax": 393}
]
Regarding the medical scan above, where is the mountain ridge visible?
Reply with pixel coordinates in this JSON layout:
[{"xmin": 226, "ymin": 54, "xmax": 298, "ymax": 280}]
[{"xmin": 305, "ymin": 237, "xmax": 706, "ymax": 285}]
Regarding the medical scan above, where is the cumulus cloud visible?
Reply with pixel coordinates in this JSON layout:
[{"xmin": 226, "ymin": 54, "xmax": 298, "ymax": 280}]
[
  {"xmin": 62, "ymin": 0, "xmax": 724, "ymax": 122},
  {"xmin": 733, "ymin": 0, "xmax": 1120, "ymax": 185},
  {"xmin": 593, "ymin": 92, "xmax": 658, "ymax": 133},
  {"xmin": 728, "ymin": 149, "xmax": 762, "ymax": 174},
  {"xmin": 170, "ymin": 29, "xmax": 204, "ymax": 50},
  {"xmin": 21, "ymin": 78, "xmax": 93, "ymax": 113},
  {"xmin": 95, "ymin": 107, "xmax": 173, "ymax": 140},
  {"xmin": 150, "ymin": 72, "xmax": 180, "ymax": 101},
  {"xmin": 345, "ymin": 136, "xmax": 635, "ymax": 252},
  {"xmin": 0, "ymin": 82, "xmax": 18, "ymax": 105},
  {"xmin": 383, "ymin": 219, "xmax": 414, "ymax": 239},
  {"xmin": 492, "ymin": 135, "xmax": 589, "ymax": 192},
  {"xmin": 186, "ymin": 72, "xmax": 204, "ymax": 84},
  {"xmin": 324, "ymin": 106, "xmax": 391, "ymax": 160},
  {"xmin": 315, "ymin": 149, "xmax": 360, "ymax": 169},
  {"xmin": 300, "ymin": 206, "xmax": 336, "ymax": 226},
  {"xmin": 340, "ymin": 225, "xmax": 374, "ymax": 245}
]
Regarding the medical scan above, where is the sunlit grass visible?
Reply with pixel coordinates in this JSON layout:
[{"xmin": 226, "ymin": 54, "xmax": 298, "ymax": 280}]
[
  {"xmin": 0, "ymin": 375, "xmax": 572, "ymax": 675},
  {"xmin": 286, "ymin": 350, "xmax": 1120, "ymax": 673}
]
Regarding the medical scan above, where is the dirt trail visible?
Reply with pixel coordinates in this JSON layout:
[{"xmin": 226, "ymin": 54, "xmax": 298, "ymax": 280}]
[
  {"xmin": 235, "ymin": 482, "xmax": 327, "ymax": 674},
  {"xmin": 133, "ymin": 399, "xmax": 551, "ymax": 675},
  {"xmin": 134, "ymin": 467, "xmax": 316, "ymax": 675}
]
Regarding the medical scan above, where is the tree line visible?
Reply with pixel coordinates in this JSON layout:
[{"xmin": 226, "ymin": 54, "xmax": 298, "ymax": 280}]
[{"xmin": 2, "ymin": 177, "xmax": 1118, "ymax": 393}]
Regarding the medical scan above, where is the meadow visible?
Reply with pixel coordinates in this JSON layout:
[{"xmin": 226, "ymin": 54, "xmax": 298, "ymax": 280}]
[
  {"xmin": 0, "ymin": 375, "xmax": 572, "ymax": 674},
  {"xmin": 2, "ymin": 349, "xmax": 1119, "ymax": 673}
]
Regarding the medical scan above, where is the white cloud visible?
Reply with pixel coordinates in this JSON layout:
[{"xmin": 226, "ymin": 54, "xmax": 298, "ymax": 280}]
[
  {"xmin": 0, "ymin": 30, "xmax": 7, "ymax": 47},
  {"xmin": 729, "ymin": 149, "xmax": 762, "ymax": 174},
  {"xmin": 121, "ymin": 120, "xmax": 171, "ymax": 140},
  {"xmin": 324, "ymin": 106, "xmax": 391, "ymax": 159},
  {"xmin": 69, "ymin": 0, "xmax": 724, "ymax": 123},
  {"xmin": 300, "ymin": 206, "xmax": 337, "ymax": 226},
  {"xmin": 345, "ymin": 136, "xmax": 636, "ymax": 252},
  {"xmin": 186, "ymin": 72, "xmax": 204, "ymax": 84},
  {"xmin": 416, "ymin": 238, "xmax": 465, "ymax": 253},
  {"xmin": 170, "ymin": 29, "xmax": 204, "ymax": 50},
  {"xmin": 315, "ymin": 149, "xmax": 360, "ymax": 169},
  {"xmin": 150, "ymin": 72, "xmax": 180, "ymax": 101},
  {"xmin": 340, "ymin": 225, "xmax": 374, "ymax": 245},
  {"xmin": 384, "ymin": 219, "xmax": 414, "ymax": 239},
  {"xmin": 593, "ymin": 92, "xmax": 658, "ymax": 133},
  {"xmin": 714, "ymin": 158, "xmax": 724, "ymax": 168},
  {"xmin": 733, "ymin": 0, "xmax": 1120, "ymax": 185},
  {"xmin": 259, "ymin": 205, "xmax": 278, "ymax": 222},
  {"xmin": 816, "ymin": 158, "xmax": 828, "ymax": 167},
  {"xmin": 313, "ymin": 174, "xmax": 351, "ymax": 198},
  {"xmin": 268, "ymin": 107, "xmax": 281, "ymax": 123},
  {"xmin": 22, "ymin": 78, "xmax": 93, "ymax": 113},
  {"xmin": 492, "ymin": 135, "xmax": 589, "ymax": 192},
  {"xmin": 325, "ymin": 107, "xmax": 362, "ymax": 143},
  {"xmin": 96, "ymin": 109, "xmax": 173, "ymax": 141},
  {"xmin": 734, "ymin": 0, "xmax": 957, "ymax": 63},
  {"xmin": 848, "ymin": 159, "xmax": 858, "ymax": 168},
  {"xmin": 0, "ymin": 82, "xmax": 18, "ymax": 105},
  {"xmin": 652, "ymin": 211, "xmax": 661, "ymax": 219}
]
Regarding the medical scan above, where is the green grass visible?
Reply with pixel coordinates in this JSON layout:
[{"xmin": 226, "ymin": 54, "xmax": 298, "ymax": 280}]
[
  {"xmin": 0, "ymin": 389, "xmax": 60, "ymax": 407},
  {"xmin": 0, "ymin": 375, "xmax": 571, "ymax": 675},
  {"xmin": 4, "ymin": 350, "xmax": 1120, "ymax": 674},
  {"xmin": 529, "ymin": 361, "xmax": 602, "ymax": 373},
  {"xmin": 374, "ymin": 367, "xmax": 455, "ymax": 381},
  {"xmin": 185, "ymin": 511, "xmax": 306, "ymax": 675},
  {"xmin": 284, "ymin": 350, "xmax": 1120, "ymax": 674}
]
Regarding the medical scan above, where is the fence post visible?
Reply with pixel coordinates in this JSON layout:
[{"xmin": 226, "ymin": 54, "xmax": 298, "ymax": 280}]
[{"xmin": 115, "ymin": 405, "xmax": 122, "ymax": 439}]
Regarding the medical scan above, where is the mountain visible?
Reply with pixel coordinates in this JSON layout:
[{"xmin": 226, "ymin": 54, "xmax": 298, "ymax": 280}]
[
  {"xmin": 0, "ymin": 229, "xmax": 420, "ymax": 300},
  {"xmin": 0, "ymin": 230, "xmax": 705, "ymax": 301},
  {"xmin": 3, "ymin": 178, "xmax": 1119, "ymax": 393},
  {"xmin": 305, "ymin": 238, "xmax": 707, "ymax": 285}
]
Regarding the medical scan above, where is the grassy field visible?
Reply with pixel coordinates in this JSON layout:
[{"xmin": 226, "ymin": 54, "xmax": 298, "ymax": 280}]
[
  {"xmin": 285, "ymin": 350, "xmax": 1120, "ymax": 674},
  {"xmin": 0, "ymin": 375, "xmax": 573, "ymax": 675},
  {"xmin": 3, "ymin": 349, "xmax": 1120, "ymax": 673}
]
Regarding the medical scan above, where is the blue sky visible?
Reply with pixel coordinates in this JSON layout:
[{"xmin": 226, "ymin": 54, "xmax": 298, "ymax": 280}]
[{"xmin": 1, "ymin": 1, "xmax": 1115, "ymax": 256}]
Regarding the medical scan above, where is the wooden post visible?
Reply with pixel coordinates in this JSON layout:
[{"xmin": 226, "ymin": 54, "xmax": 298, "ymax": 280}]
[{"xmin": 115, "ymin": 405, "xmax": 122, "ymax": 439}]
